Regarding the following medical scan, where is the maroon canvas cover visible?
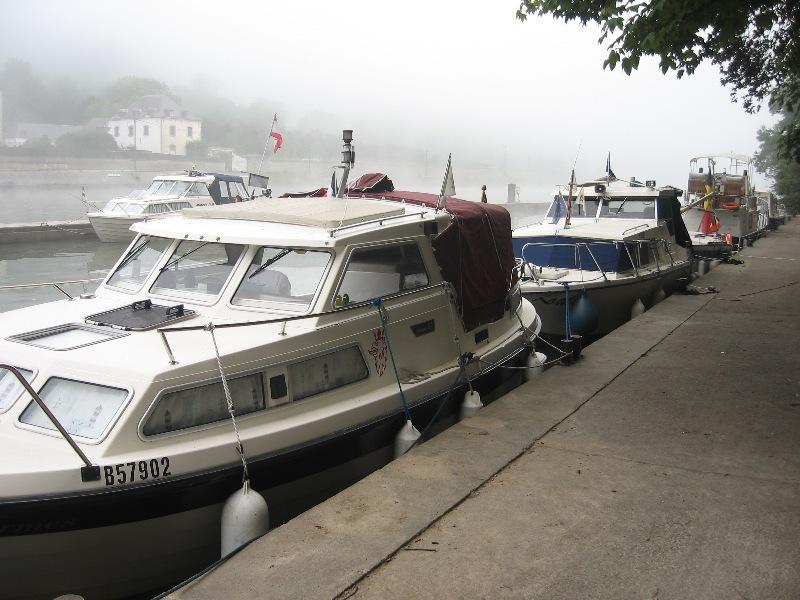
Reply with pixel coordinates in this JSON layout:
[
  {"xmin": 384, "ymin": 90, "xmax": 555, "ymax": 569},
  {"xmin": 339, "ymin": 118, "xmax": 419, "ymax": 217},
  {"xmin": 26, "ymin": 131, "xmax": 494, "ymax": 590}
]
[
  {"xmin": 280, "ymin": 187, "xmax": 328, "ymax": 198},
  {"xmin": 347, "ymin": 172, "xmax": 395, "ymax": 194},
  {"xmin": 347, "ymin": 185, "xmax": 517, "ymax": 331}
]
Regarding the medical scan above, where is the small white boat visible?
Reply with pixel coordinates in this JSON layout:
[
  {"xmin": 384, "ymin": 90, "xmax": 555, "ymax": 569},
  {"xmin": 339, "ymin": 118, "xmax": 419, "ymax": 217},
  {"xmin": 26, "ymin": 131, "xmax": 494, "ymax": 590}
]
[
  {"xmin": 514, "ymin": 176, "xmax": 692, "ymax": 339},
  {"xmin": 0, "ymin": 165, "xmax": 538, "ymax": 598},
  {"xmin": 87, "ymin": 171, "xmax": 256, "ymax": 243}
]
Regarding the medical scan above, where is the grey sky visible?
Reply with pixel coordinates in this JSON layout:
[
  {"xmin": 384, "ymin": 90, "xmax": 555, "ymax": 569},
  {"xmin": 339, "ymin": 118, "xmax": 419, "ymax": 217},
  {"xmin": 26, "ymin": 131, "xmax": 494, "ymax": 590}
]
[{"xmin": 0, "ymin": 0, "xmax": 773, "ymax": 194}]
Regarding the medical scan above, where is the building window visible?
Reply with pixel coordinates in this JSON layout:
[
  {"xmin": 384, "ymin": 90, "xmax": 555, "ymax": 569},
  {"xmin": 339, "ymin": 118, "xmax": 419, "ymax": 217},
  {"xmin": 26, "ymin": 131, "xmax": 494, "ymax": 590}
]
[
  {"xmin": 128, "ymin": 125, "xmax": 133, "ymax": 136},
  {"xmin": 169, "ymin": 144, "xmax": 176, "ymax": 154},
  {"xmin": 187, "ymin": 126, "xmax": 193, "ymax": 138},
  {"xmin": 114, "ymin": 126, "xmax": 119, "ymax": 137},
  {"xmin": 169, "ymin": 125, "xmax": 176, "ymax": 136},
  {"xmin": 143, "ymin": 125, "xmax": 149, "ymax": 136}
]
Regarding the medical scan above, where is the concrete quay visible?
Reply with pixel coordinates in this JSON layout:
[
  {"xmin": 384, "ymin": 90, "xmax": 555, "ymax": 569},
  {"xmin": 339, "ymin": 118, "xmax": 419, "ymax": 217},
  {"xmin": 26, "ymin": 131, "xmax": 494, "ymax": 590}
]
[
  {"xmin": 0, "ymin": 220, "xmax": 95, "ymax": 243},
  {"xmin": 171, "ymin": 221, "xmax": 800, "ymax": 600}
]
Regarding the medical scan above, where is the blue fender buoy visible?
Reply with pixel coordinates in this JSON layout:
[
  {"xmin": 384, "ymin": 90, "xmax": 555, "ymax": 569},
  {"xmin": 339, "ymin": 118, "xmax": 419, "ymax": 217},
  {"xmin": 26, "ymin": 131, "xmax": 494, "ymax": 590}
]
[{"xmin": 568, "ymin": 295, "xmax": 599, "ymax": 335}]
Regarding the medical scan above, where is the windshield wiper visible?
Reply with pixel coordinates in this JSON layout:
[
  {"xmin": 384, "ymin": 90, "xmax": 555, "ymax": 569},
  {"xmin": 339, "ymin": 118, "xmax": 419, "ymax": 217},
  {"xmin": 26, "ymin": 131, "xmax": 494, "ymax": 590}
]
[
  {"xmin": 115, "ymin": 238, "xmax": 150, "ymax": 271},
  {"xmin": 614, "ymin": 197, "xmax": 630, "ymax": 215},
  {"xmin": 248, "ymin": 249, "xmax": 292, "ymax": 279},
  {"xmin": 159, "ymin": 242, "xmax": 209, "ymax": 272}
]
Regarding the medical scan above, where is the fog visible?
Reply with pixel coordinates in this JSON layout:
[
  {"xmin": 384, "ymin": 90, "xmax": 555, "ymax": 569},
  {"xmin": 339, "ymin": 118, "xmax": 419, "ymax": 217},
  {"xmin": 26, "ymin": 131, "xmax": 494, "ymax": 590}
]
[{"xmin": 0, "ymin": 0, "xmax": 774, "ymax": 196}]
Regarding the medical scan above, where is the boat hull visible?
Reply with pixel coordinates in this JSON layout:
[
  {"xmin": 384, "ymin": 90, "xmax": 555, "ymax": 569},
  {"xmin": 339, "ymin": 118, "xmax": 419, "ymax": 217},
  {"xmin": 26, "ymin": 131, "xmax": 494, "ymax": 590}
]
[
  {"xmin": 0, "ymin": 344, "xmax": 529, "ymax": 600},
  {"xmin": 523, "ymin": 263, "xmax": 690, "ymax": 339},
  {"xmin": 87, "ymin": 214, "xmax": 142, "ymax": 243}
]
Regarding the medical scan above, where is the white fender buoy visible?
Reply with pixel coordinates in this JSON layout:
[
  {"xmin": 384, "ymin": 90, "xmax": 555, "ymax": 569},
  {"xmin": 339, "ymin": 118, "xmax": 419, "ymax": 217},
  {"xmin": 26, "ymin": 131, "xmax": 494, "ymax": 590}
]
[
  {"xmin": 711, "ymin": 259, "xmax": 722, "ymax": 270},
  {"xmin": 459, "ymin": 389, "xmax": 483, "ymax": 420},
  {"xmin": 524, "ymin": 351, "xmax": 547, "ymax": 381},
  {"xmin": 630, "ymin": 298, "xmax": 645, "ymax": 319},
  {"xmin": 54, "ymin": 596, "xmax": 84, "ymax": 600},
  {"xmin": 697, "ymin": 260, "xmax": 709, "ymax": 276},
  {"xmin": 394, "ymin": 419, "xmax": 421, "ymax": 458},
  {"xmin": 652, "ymin": 287, "xmax": 666, "ymax": 305},
  {"xmin": 221, "ymin": 480, "xmax": 269, "ymax": 557}
]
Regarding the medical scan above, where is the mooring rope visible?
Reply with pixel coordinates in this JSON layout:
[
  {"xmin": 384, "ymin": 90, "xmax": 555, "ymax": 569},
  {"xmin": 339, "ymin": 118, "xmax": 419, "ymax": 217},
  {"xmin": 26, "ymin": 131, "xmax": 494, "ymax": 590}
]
[
  {"xmin": 207, "ymin": 323, "xmax": 250, "ymax": 484},
  {"xmin": 372, "ymin": 298, "xmax": 412, "ymax": 422}
]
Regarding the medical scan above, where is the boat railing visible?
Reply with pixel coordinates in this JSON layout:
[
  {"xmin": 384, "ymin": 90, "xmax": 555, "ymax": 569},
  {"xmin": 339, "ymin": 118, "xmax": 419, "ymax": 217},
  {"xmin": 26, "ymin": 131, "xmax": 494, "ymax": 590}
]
[
  {"xmin": 156, "ymin": 281, "xmax": 457, "ymax": 365},
  {"xmin": 0, "ymin": 278, "xmax": 103, "ymax": 301},
  {"xmin": 0, "ymin": 363, "xmax": 100, "ymax": 481},
  {"xmin": 621, "ymin": 223, "xmax": 650, "ymax": 236},
  {"xmin": 520, "ymin": 241, "xmax": 610, "ymax": 283}
]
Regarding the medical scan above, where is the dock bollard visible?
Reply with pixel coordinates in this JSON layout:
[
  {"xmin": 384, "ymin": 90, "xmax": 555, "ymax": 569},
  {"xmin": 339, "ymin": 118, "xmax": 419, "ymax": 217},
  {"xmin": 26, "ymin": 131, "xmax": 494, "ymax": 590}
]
[
  {"xmin": 560, "ymin": 338, "xmax": 575, "ymax": 365},
  {"xmin": 570, "ymin": 334, "xmax": 583, "ymax": 361}
]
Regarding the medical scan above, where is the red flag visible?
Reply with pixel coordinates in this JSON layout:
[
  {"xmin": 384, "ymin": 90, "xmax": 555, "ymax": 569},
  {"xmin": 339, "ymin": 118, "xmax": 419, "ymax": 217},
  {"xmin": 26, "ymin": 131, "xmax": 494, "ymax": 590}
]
[{"xmin": 270, "ymin": 131, "xmax": 283, "ymax": 153}]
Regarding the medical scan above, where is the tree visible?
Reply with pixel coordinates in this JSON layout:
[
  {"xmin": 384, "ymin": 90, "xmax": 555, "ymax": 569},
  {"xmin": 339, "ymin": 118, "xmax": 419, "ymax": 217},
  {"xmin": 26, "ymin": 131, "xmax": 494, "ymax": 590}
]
[
  {"xmin": 516, "ymin": 1, "xmax": 800, "ymax": 159},
  {"xmin": 754, "ymin": 110, "xmax": 800, "ymax": 215},
  {"xmin": 55, "ymin": 130, "xmax": 117, "ymax": 157}
]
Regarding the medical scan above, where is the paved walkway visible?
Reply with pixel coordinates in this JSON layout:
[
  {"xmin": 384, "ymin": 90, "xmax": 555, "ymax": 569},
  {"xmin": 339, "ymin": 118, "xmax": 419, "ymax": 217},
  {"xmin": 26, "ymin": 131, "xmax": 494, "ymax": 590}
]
[{"xmin": 172, "ymin": 221, "xmax": 800, "ymax": 600}]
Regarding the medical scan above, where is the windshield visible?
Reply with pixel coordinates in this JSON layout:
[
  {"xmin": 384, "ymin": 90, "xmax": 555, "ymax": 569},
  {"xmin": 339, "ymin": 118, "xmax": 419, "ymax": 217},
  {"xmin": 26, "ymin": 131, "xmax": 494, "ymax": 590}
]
[
  {"xmin": 547, "ymin": 196, "xmax": 601, "ymax": 220},
  {"xmin": 106, "ymin": 236, "xmax": 172, "ymax": 290},
  {"xmin": 145, "ymin": 180, "xmax": 192, "ymax": 197},
  {"xmin": 598, "ymin": 198, "xmax": 657, "ymax": 219},
  {"xmin": 151, "ymin": 240, "xmax": 245, "ymax": 299},
  {"xmin": 232, "ymin": 247, "xmax": 331, "ymax": 311}
]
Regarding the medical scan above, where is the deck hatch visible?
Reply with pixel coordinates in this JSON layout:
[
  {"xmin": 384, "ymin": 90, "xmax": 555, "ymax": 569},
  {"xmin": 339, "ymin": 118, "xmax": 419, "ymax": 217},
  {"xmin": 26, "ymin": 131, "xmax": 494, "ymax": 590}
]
[
  {"xmin": 85, "ymin": 300, "xmax": 196, "ymax": 331},
  {"xmin": 7, "ymin": 323, "xmax": 129, "ymax": 351}
]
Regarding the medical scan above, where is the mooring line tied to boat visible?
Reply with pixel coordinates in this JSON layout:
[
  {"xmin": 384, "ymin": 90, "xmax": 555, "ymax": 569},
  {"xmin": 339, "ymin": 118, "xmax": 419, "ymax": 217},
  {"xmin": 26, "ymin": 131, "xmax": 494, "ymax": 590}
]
[
  {"xmin": 371, "ymin": 297, "xmax": 422, "ymax": 456},
  {"xmin": 206, "ymin": 322, "xmax": 250, "ymax": 484}
]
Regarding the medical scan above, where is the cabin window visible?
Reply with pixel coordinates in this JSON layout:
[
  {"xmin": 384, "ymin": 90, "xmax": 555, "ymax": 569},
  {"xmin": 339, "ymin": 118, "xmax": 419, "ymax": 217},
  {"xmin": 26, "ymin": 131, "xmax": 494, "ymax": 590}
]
[
  {"xmin": 169, "ymin": 125, "xmax": 176, "ymax": 137},
  {"xmin": 289, "ymin": 346, "xmax": 368, "ymax": 401},
  {"xmin": 143, "ymin": 125, "xmax": 149, "ymax": 136},
  {"xmin": 335, "ymin": 242, "xmax": 429, "ymax": 306},
  {"xmin": 600, "ymin": 199, "xmax": 656, "ymax": 219},
  {"xmin": 188, "ymin": 182, "xmax": 210, "ymax": 197},
  {"xmin": 232, "ymin": 247, "xmax": 331, "ymax": 311},
  {"xmin": 0, "ymin": 367, "xmax": 33, "ymax": 412},
  {"xmin": 128, "ymin": 125, "xmax": 134, "ymax": 136},
  {"xmin": 187, "ymin": 126, "xmax": 193, "ymax": 138},
  {"xmin": 150, "ymin": 240, "xmax": 244, "ymax": 299},
  {"xmin": 19, "ymin": 378, "xmax": 128, "ymax": 440},
  {"xmin": 143, "ymin": 372, "xmax": 265, "ymax": 436},
  {"xmin": 106, "ymin": 236, "xmax": 172, "ymax": 291}
]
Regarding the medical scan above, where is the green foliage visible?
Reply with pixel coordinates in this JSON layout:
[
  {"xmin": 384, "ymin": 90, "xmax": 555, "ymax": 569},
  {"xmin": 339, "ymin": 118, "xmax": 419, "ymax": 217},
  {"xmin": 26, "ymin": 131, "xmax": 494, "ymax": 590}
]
[
  {"xmin": 754, "ymin": 110, "xmax": 800, "ymax": 215},
  {"xmin": 185, "ymin": 139, "xmax": 209, "ymax": 159},
  {"xmin": 517, "ymin": 1, "xmax": 800, "ymax": 159},
  {"xmin": 55, "ymin": 130, "xmax": 118, "ymax": 156}
]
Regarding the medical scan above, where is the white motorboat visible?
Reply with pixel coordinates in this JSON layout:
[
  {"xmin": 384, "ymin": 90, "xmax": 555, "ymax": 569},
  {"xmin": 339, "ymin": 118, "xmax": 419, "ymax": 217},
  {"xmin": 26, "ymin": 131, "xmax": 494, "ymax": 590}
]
[
  {"xmin": 0, "ymin": 163, "xmax": 538, "ymax": 598},
  {"xmin": 87, "ymin": 171, "xmax": 257, "ymax": 243},
  {"xmin": 682, "ymin": 154, "xmax": 759, "ymax": 252},
  {"xmin": 514, "ymin": 176, "xmax": 692, "ymax": 339}
]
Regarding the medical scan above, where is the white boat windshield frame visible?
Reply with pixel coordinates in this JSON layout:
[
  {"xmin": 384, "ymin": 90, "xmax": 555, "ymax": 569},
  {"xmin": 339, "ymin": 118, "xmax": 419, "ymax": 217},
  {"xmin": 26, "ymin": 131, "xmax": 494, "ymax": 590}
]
[{"xmin": 230, "ymin": 246, "xmax": 334, "ymax": 313}]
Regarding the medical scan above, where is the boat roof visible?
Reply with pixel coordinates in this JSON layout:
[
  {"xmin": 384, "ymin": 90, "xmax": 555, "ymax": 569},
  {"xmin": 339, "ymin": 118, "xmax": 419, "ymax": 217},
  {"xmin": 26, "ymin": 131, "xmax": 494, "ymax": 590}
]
[
  {"xmin": 152, "ymin": 172, "xmax": 244, "ymax": 184},
  {"xmin": 689, "ymin": 153, "xmax": 751, "ymax": 163},
  {"xmin": 515, "ymin": 217, "xmax": 658, "ymax": 241},
  {"xmin": 182, "ymin": 196, "xmax": 407, "ymax": 228}
]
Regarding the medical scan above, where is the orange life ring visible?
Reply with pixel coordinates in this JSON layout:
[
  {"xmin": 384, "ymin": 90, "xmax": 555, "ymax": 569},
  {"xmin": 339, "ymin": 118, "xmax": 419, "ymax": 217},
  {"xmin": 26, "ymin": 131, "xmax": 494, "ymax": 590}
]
[{"xmin": 722, "ymin": 201, "xmax": 740, "ymax": 210}]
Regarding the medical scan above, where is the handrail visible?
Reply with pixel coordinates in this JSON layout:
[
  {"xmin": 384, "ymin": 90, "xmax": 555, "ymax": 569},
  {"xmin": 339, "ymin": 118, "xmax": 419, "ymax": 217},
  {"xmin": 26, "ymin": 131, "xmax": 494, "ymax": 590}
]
[
  {"xmin": 0, "ymin": 278, "xmax": 103, "ymax": 300},
  {"xmin": 519, "ymin": 241, "xmax": 610, "ymax": 283},
  {"xmin": 0, "ymin": 363, "xmax": 100, "ymax": 481},
  {"xmin": 156, "ymin": 282, "xmax": 453, "ymax": 364},
  {"xmin": 328, "ymin": 206, "xmax": 430, "ymax": 237},
  {"xmin": 621, "ymin": 223, "xmax": 650, "ymax": 236}
]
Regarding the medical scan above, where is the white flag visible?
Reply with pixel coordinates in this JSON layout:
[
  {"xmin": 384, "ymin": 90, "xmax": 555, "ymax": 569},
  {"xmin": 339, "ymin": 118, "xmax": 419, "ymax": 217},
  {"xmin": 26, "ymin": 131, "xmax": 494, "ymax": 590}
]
[{"xmin": 437, "ymin": 154, "xmax": 455, "ymax": 210}]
